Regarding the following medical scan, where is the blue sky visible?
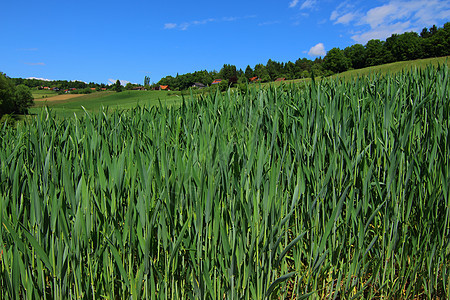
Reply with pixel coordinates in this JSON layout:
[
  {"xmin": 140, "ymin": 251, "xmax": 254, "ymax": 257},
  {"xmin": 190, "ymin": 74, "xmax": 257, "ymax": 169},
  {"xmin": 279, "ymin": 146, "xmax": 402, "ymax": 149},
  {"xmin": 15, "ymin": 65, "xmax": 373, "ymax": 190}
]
[{"xmin": 1, "ymin": 0, "xmax": 449, "ymax": 85}]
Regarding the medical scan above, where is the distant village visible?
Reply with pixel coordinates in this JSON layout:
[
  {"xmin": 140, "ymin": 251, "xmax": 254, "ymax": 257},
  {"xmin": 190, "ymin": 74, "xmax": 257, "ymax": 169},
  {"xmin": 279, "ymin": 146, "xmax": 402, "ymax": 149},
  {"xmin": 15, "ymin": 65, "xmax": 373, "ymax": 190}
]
[{"xmin": 36, "ymin": 75, "xmax": 270, "ymax": 93}]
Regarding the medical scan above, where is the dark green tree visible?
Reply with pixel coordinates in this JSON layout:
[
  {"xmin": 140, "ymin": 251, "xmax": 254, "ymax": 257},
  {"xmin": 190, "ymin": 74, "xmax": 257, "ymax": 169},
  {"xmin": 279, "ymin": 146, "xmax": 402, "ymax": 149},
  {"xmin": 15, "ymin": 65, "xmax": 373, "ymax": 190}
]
[
  {"xmin": 323, "ymin": 48, "xmax": 351, "ymax": 73},
  {"xmin": 14, "ymin": 85, "xmax": 34, "ymax": 114},
  {"xmin": 238, "ymin": 74, "xmax": 248, "ymax": 84},
  {"xmin": 244, "ymin": 65, "xmax": 254, "ymax": 79},
  {"xmin": 0, "ymin": 73, "xmax": 34, "ymax": 116},
  {"xmin": 219, "ymin": 64, "xmax": 237, "ymax": 80},
  {"xmin": 385, "ymin": 32, "xmax": 423, "ymax": 61},
  {"xmin": 254, "ymin": 64, "xmax": 270, "ymax": 82},
  {"xmin": 284, "ymin": 61, "xmax": 296, "ymax": 79},
  {"xmin": 266, "ymin": 59, "xmax": 283, "ymax": 80},
  {"xmin": 344, "ymin": 44, "xmax": 367, "ymax": 69},
  {"xmin": 365, "ymin": 39, "xmax": 393, "ymax": 66},
  {"xmin": 114, "ymin": 80, "xmax": 123, "ymax": 92},
  {"xmin": 295, "ymin": 58, "xmax": 313, "ymax": 77},
  {"xmin": 144, "ymin": 76, "xmax": 151, "ymax": 87}
]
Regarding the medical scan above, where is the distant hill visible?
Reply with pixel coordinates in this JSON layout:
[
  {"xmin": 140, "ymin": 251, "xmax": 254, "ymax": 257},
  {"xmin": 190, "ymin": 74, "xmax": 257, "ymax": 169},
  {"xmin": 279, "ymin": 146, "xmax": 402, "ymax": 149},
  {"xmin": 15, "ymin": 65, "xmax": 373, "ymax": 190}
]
[
  {"xmin": 270, "ymin": 56, "xmax": 450, "ymax": 85},
  {"xmin": 332, "ymin": 56, "xmax": 450, "ymax": 80}
]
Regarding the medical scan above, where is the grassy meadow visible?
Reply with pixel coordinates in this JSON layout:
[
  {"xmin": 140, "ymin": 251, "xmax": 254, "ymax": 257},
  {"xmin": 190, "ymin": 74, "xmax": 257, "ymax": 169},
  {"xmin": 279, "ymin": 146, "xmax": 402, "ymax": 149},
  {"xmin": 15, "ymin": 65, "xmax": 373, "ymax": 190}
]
[
  {"xmin": 1, "ymin": 63, "xmax": 449, "ymax": 298},
  {"xmin": 27, "ymin": 56, "xmax": 449, "ymax": 119},
  {"xmin": 332, "ymin": 55, "xmax": 450, "ymax": 80},
  {"xmin": 269, "ymin": 56, "xmax": 450, "ymax": 86},
  {"xmin": 30, "ymin": 90, "xmax": 183, "ymax": 118},
  {"xmin": 31, "ymin": 90, "xmax": 58, "ymax": 100}
]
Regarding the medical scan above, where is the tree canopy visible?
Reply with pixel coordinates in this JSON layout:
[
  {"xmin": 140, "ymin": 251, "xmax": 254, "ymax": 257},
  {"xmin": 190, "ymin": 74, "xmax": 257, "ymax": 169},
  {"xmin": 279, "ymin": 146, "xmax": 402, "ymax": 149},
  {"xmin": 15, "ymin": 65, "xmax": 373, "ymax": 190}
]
[{"xmin": 0, "ymin": 73, "xmax": 34, "ymax": 116}]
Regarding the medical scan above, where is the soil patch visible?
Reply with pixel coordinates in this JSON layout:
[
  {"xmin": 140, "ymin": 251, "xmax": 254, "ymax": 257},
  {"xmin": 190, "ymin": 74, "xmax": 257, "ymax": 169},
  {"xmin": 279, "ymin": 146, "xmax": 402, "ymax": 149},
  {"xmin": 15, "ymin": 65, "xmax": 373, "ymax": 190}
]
[{"xmin": 34, "ymin": 94, "xmax": 87, "ymax": 102}]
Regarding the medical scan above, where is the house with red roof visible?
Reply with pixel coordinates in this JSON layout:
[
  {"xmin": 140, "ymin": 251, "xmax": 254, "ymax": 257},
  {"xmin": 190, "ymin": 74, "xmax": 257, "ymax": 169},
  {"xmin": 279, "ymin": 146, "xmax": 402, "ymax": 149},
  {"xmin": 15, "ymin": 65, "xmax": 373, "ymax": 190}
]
[{"xmin": 212, "ymin": 79, "xmax": 222, "ymax": 85}]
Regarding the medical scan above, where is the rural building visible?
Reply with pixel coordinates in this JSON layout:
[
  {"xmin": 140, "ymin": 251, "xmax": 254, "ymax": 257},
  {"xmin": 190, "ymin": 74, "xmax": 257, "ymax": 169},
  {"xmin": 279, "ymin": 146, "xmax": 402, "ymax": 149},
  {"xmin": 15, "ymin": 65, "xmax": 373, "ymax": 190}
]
[
  {"xmin": 212, "ymin": 79, "xmax": 222, "ymax": 85},
  {"xmin": 132, "ymin": 86, "xmax": 147, "ymax": 91},
  {"xmin": 249, "ymin": 77, "xmax": 260, "ymax": 82},
  {"xmin": 160, "ymin": 85, "xmax": 170, "ymax": 91},
  {"xmin": 192, "ymin": 82, "xmax": 206, "ymax": 89}
]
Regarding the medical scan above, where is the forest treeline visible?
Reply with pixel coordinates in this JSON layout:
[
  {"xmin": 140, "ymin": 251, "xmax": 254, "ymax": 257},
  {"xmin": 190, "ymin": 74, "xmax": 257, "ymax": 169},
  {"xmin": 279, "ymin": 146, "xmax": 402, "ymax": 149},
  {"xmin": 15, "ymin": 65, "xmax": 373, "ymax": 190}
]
[
  {"xmin": 157, "ymin": 23, "xmax": 450, "ymax": 90},
  {"xmin": 8, "ymin": 78, "xmax": 110, "ymax": 91}
]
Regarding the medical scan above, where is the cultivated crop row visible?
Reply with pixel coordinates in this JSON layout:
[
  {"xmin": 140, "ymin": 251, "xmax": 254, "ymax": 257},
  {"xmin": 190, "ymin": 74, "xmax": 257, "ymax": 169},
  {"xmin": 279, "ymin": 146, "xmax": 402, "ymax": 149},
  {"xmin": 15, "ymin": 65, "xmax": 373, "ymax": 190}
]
[{"xmin": 1, "ymin": 65, "xmax": 449, "ymax": 299}]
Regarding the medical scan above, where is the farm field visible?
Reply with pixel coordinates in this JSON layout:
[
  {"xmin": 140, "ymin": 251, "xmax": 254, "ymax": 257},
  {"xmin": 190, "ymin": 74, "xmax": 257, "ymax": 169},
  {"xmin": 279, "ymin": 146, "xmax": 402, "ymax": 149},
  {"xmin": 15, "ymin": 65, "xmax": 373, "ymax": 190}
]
[
  {"xmin": 27, "ymin": 57, "xmax": 449, "ymax": 118},
  {"xmin": 1, "ymin": 64, "xmax": 449, "ymax": 298},
  {"xmin": 332, "ymin": 55, "xmax": 450, "ymax": 80},
  {"xmin": 30, "ymin": 90, "xmax": 183, "ymax": 118},
  {"xmin": 268, "ymin": 56, "xmax": 450, "ymax": 86},
  {"xmin": 33, "ymin": 94, "xmax": 88, "ymax": 102},
  {"xmin": 31, "ymin": 89, "xmax": 58, "ymax": 100}
]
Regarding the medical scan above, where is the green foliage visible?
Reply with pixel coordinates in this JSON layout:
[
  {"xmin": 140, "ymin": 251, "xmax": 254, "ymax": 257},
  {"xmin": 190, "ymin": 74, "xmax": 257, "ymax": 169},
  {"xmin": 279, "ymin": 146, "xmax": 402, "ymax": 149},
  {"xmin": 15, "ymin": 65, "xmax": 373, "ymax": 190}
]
[
  {"xmin": 9, "ymin": 77, "xmax": 104, "ymax": 90},
  {"xmin": 218, "ymin": 79, "xmax": 229, "ymax": 91},
  {"xmin": 344, "ymin": 44, "xmax": 367, "ymax": 69},
  {"xmin": 144, "ymin": 75, "xmax": 151, "ymax": 87},
  {"xmin": 365, "ymin": 39, "xmax": 394, "ymax": 66},
  {"xmin": 254, "ymin": 63, "xmax": 271, "ymax": 82},
  {"xmin": 13, "ymin": 85, "xmax": 34, "ymax": 114},
  {"xmin": 219, "ymin": 64, "xmax": 237, "ymax": 80},
  {"xmin": 237, "ymin": 74, "xmax": 248, "ymax": 84},
  {"xmin": 69, "ymin": 87, "xmax": 94, "ymax": 94},
  {"xmin": 1, "ymin": 65, "xmax": 449, "ymax": 299},
  {"xmin": 385, "ymin": 32, "xmax": 424, "ymax": 61},
  {"xmin": 244, "ymin": 65, "xmax": 254, "ymax": 79},
  {"xmin": 0, "ymin": 73, "xmax": 34, "ymax": 116},
  {"xmin": 323, "ymin": 47, "xmax": 351, "ymax": 73},
  {"xmin": 266, "ymin": 59, "xmax": 284, "ymax": 80},
  {"xmin": 114, "ymin": 80, "xmax": 123, "ymax": 92}
]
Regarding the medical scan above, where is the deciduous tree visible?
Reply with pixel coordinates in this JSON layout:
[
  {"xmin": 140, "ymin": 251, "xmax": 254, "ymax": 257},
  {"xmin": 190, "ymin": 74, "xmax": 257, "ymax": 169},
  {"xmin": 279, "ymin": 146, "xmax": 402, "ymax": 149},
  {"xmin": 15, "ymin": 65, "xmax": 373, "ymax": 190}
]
[
  {"xmin": 0, "ymin": 73, "xmax": 34, "ymax": 116},
  {"xmin": 323, "ymin": 48, "xmax": 351, "ymax": 73}
]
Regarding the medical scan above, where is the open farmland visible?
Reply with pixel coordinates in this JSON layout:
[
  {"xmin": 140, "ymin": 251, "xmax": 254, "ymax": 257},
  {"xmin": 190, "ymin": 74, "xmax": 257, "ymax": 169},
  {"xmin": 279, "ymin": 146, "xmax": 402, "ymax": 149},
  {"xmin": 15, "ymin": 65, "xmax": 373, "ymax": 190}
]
[
  {"xmin": 1, "ymin": 64, "xmax": 449, "ymax": 298},
  {"xmin": 33, "ymin": 94, "xmax": 88, "ymax": 102},
  {"xmin": 29, "ymin": 90, "xmax": 182, "ymax": 118},
  {"xmin": 31, "ymin": 89, "xmax": 58, "ymax": 100}
]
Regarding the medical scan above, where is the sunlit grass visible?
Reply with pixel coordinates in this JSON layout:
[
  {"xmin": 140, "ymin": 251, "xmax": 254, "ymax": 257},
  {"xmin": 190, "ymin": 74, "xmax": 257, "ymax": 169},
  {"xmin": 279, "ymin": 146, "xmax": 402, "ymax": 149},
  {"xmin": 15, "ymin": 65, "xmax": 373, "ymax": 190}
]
[{"xmin": 1, "ymin": 64, "xmax": 449, "ymax": 299}]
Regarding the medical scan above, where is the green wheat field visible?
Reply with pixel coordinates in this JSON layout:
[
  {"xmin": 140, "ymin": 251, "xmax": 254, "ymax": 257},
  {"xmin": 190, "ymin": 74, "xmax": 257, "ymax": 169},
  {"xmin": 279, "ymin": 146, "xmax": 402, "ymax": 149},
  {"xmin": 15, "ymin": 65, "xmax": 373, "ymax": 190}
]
[{"xmin": 1, "ymin": 64, "xmax": 449, "ymax": 299}]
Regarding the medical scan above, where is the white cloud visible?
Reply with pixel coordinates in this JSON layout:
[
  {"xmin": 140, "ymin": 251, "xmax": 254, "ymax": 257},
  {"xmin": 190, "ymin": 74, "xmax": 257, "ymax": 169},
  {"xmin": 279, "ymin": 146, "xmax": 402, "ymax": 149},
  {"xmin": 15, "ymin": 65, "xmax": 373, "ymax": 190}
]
[
  {"xmin": 27, "ymin": 77, "xmax": 51, "ymax": 81},
  {"xmin": 308, "ymin": 43, "xmax": 326, "ymax": 56},
  {"xmin": 289, "ymin": 0, "xmax": 300, "ymax": 8},
  {"xmin": 222, "ymin": 17, "xmax": 236, "ymax": 22},
  {"xmin": 108, "ymin": 79, "xmax": 131, "ymax": 86},
  {"xmin": 258, "ymin": 20, "xmax": 281, "ymax": 26},
  {"xmin": 330, "ymin": 0, "xmax": 450, "ymax": 44},
  {"xmin": 289, "ymin": 0, "xmax": 316, "ymax": 9},
  {"xmin": 164, "ymin": 16, "xmax": 246, "ymax": 30},
  {"xmin": 300, "ymin": 0, "xmax": 317, "ymax": 10},
  {"xmin": 24, "ymin": 62, "xmax": 45, "ymax": 66},
  {"xmin": 351, "ymin": 21, "xmax": 412, "ymax": 43},
  {"xmin": 164, "ymin": 23, "xmax": 177, "ymax": 29},
  {"xmin": 334, "ymin": 12, "xmax": 358, "ymax": 25}
]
